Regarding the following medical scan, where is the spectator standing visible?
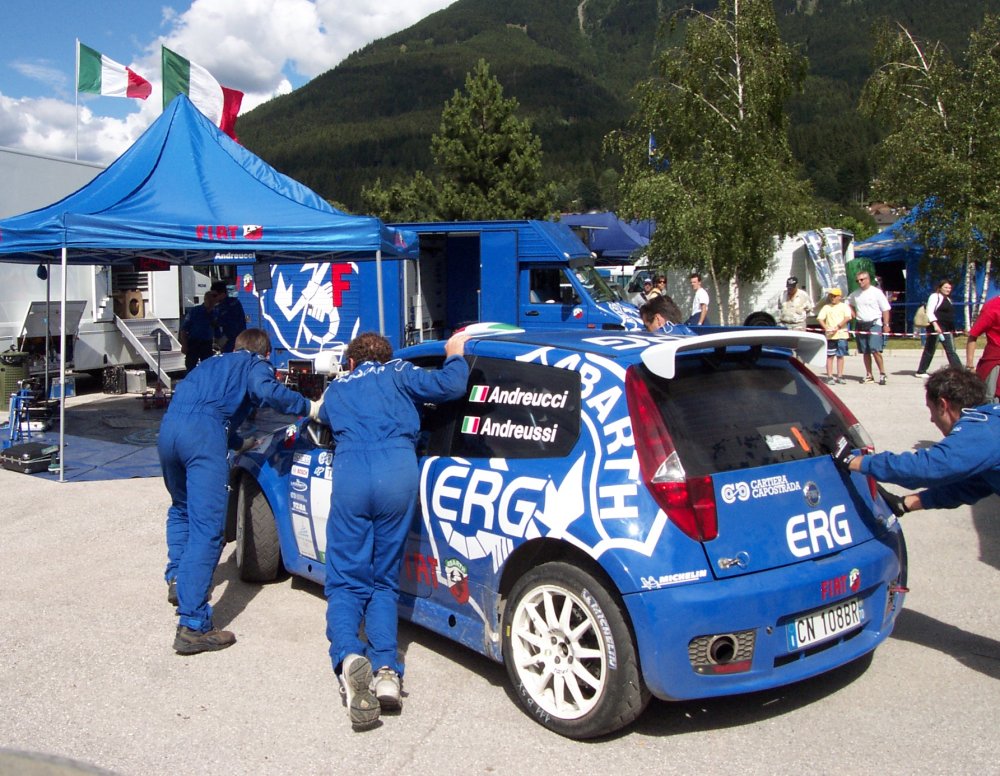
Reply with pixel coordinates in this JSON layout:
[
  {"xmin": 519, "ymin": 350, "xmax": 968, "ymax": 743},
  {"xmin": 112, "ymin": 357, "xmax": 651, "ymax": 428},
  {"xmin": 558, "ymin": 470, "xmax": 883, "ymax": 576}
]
[
  {"xmin": 915, "ymin": 279, "xmax": 962, "ymax": 376},
  {"xmin": 776, "ymin": 276, "xmax": 814, "ymax": 330},
  {"xmin": 211, "ymin": 280, "xmax": 247, "ymax": 353},
  {"xmin": 846, "ymin": 367, "xmax": 999, "ymax": 514},
  {"xmin": 847, "ymin": 270, "xmax": 891, "ymax": 385},
  {"xmin": 687, "ymin": 272, "xmax": 710, "ymax": 325},
  {"xmin": 631, "ymin": 278, "xmax": 654, "ymax": 307},
  {"xmin": 816, "ymin": 288, "xmax": 852, "ymax": 384},
  {"xmin": 966, "ymin": 293, "xmax": 1000, "ymax": 399},
  {"xmin": 319, "ymin": 331, "xmax": 470, "ymax": 730},
  {"xmin": 648, "ymin": 275, "xmax": 668, "ymax": 299},
  {"xmin": 178, "ymin": 290, "xmax": 218, "ymax": 375}
]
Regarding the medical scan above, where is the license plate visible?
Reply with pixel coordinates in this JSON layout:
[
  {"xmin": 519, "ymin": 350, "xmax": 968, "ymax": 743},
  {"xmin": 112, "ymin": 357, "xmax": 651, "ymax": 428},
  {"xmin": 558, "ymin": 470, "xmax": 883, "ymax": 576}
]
[{"xmin": 786, "ymin": 598, "xmax": 864, "ymax": 651}]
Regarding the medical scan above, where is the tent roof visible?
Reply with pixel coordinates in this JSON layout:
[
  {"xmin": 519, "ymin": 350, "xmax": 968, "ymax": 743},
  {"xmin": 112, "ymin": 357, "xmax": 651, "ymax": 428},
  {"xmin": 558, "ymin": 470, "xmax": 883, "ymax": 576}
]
[
  {"xmin": 854, "ymin": 210, "xmax": 923, "ymax": 264},
  {"xmin": 0, "ymin": 95, "xmax": 415, "ymax": 265},
  {"xmin": 559, "ymin": 212, "xmax": 648, "ymax": 260}
]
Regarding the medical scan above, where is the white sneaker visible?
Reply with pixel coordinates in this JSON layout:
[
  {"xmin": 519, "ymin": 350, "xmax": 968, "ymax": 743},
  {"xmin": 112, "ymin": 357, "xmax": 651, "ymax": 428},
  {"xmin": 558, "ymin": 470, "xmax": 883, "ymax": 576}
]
[
  {"xmin": 915, "ymin": 372, "xmax": 929, "ymax": 378},
  {"xmin": 341, "ymin": 654, "xmax": 380, "ymax": 729},
  {"xmin": 374, "ymin": 667, "xmax": 402, "ymax": 711}
]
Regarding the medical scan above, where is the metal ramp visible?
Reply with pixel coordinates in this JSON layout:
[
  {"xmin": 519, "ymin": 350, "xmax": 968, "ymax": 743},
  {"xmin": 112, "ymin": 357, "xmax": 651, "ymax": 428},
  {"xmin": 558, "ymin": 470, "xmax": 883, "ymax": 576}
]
[{"xmin": 114, "ymin": 317, "xmax": 186, "ymax": 389}]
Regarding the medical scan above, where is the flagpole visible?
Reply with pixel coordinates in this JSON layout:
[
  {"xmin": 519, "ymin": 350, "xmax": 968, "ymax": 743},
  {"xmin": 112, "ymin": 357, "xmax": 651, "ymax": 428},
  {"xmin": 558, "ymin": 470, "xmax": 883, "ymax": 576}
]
[{"xmin": 74, "ymin": 38, "xmax": 79, "ymax": 160}]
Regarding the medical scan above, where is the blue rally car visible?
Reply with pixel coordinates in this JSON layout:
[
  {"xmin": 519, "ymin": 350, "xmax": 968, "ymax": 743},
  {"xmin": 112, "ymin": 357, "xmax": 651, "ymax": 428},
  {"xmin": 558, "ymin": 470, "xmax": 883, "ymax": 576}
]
[{"xmin": 225, "ymin": 326, "xmax": 907, "ymax": 739}]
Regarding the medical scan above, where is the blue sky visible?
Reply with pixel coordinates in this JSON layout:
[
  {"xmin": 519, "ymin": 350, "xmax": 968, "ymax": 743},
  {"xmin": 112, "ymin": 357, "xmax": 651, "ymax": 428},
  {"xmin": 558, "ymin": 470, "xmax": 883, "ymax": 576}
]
[{"xmin": 0, "ymin": 0, "xmax": 454, "ymax": 162}]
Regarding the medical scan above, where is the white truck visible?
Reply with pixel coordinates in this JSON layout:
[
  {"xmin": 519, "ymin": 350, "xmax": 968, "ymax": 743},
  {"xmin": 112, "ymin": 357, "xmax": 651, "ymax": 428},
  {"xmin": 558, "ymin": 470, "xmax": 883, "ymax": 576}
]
[{"xmin": 0, "ymin": 146, "xmax": 214, "ymax": 386}]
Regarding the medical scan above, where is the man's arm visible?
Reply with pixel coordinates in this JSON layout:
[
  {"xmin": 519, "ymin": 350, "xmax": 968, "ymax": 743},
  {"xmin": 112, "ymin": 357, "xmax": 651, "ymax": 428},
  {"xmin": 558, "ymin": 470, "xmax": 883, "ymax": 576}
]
[{"xmin": 966, "ymin": 335, "xmax": 978, "ymax": 369}]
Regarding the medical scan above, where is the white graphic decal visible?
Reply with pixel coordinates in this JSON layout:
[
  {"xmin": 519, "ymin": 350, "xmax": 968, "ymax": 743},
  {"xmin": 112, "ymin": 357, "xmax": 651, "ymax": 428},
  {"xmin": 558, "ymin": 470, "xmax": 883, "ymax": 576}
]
[{"xmin": 786, "ymin": 505, "xmax": 853, "ymax": 558}]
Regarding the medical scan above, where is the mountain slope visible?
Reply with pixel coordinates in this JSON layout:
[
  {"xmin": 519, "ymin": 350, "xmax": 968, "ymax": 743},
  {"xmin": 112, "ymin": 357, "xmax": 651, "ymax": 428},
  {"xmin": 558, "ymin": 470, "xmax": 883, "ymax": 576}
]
[{"xmin": 239, "ymin": 0, "xmax": 1000, "ymax": 212}]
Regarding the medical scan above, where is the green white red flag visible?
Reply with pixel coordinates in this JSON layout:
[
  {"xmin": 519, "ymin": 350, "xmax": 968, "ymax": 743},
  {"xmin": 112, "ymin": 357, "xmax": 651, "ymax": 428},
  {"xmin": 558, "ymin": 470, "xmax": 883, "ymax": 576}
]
[
  {"xmin": 161, "ymin": 46, "xmax": 243, "ymax": 140},
  {"xmin": 77, "ymin": 42, "xmax": 151, "ymax": 100}
]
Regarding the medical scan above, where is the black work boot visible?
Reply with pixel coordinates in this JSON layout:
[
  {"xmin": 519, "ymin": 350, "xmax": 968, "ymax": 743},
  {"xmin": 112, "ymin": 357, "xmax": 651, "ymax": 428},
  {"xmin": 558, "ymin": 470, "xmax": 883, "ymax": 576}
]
[
  {"xmin": 173, "ymin": 626, "xmax": 236, "ymax": 655},
  {"xmin": 167, "ymin": 578, "xmax": 178, "ymax": 606}
]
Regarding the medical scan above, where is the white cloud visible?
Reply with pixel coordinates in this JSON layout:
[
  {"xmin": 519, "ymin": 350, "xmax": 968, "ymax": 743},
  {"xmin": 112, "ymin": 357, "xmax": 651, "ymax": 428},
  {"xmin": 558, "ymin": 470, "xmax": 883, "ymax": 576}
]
[{"xmin": 0, "ymin": 0, "xmax": 454, "ymax": 163}]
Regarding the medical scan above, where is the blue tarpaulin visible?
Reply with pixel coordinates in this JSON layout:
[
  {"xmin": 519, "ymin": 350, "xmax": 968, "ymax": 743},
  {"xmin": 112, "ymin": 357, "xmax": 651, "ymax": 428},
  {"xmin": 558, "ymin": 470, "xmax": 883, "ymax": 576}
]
[{"xmin": 559, "ymin": 212, "xmax": 649, "ymax": 260}]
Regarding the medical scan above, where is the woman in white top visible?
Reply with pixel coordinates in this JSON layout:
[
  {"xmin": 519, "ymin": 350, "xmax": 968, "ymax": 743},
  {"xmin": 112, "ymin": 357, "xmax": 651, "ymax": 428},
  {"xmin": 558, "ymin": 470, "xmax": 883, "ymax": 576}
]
[{"xmin": 916, "ymin": 279, "xmax": 962, "ymax": 376}]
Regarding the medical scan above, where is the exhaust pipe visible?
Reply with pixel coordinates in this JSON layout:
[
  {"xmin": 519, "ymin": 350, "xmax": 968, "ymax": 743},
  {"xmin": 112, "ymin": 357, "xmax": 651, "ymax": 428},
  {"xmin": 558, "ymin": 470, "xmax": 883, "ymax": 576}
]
[{"xmin": 708, "ymin": 634, "xmax": 738, "ymax": 664}]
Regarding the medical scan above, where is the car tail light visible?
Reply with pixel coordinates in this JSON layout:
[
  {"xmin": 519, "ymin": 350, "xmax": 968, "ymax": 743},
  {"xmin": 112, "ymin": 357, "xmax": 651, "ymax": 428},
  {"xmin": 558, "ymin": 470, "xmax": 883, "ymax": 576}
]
[
  {"xmin": 625, "ymin": 366, "xmax": 718, "ymax": 542},
  {"xmin": 790, "ymin": 359, "xmax": 874, "ymax": 454}
]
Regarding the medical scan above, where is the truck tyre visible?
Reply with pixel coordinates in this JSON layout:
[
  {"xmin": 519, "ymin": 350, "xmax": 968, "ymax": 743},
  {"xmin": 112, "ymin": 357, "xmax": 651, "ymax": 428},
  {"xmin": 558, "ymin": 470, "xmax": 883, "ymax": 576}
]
[
  {"xmin": 235, "ymin": 478, "xmax": 282, "ymax": 582},
  {"xmin": 501, "ymin": 561, "xmax": 649, "ymax": 739},
  {"xmin": 743, "ymin": 311, "xmax": 777, "ymax": 327}
]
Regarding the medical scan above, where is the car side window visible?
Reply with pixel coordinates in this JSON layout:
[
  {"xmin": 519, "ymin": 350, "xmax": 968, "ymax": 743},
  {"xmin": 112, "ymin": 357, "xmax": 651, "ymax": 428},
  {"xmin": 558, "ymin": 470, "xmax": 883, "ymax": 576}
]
[{"xmin": 445, "ymin": 357, "xmax": 580, "ymax": 459}]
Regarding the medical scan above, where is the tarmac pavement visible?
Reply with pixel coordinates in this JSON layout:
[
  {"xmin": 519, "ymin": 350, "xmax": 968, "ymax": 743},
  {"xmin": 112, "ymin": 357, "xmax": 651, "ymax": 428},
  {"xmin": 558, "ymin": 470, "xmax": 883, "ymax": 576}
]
[{"xmin": 0, "ymin": 347, "xmax": 997, "ymax": 775}]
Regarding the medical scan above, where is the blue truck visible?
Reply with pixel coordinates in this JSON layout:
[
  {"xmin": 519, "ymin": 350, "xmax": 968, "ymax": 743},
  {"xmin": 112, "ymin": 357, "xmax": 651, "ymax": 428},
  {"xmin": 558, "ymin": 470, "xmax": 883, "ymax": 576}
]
[{"xmin": 234, "ymin": 219, "xmax": 642, "ymax": 367}]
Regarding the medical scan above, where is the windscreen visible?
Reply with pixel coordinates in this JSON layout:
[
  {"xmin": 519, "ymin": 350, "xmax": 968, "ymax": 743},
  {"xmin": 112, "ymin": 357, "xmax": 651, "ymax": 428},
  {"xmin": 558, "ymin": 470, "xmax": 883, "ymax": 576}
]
[
  {"xmin": 572, "ymin": 265, "xmax": 620, "ymax": 304},
  {"xmin": 640, "ymin": 352, "xmax": 851, "ymax": 477}
]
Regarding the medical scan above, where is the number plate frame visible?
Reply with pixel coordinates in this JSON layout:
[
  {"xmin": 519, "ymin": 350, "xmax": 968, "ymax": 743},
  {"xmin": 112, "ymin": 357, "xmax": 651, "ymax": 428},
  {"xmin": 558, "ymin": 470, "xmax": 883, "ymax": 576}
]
[{"xmin": 786, "ymin": 597, "xmax": 864, "ymax": 651}]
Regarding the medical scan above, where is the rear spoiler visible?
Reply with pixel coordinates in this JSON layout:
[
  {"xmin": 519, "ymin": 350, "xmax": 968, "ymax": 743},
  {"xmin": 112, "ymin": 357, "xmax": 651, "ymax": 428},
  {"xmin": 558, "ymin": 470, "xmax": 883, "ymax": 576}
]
[{"xmin": 640, "ymin": 330, "xmax": 827, "ymax": 378}]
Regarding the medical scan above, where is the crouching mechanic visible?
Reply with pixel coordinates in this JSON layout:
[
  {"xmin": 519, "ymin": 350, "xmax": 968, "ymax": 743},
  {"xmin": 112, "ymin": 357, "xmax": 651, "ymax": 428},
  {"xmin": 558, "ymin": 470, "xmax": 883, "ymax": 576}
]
[
  {"xmin": 318, "ymin": 331, "xmax": 470, "ymax": 730},
  {"xmin": 845, "ymin": 367, "xmax": 1000, "ymax": 513},
  {"xmin": 159, "ymin": 328, "xmax": 321, "ymax": 655}
]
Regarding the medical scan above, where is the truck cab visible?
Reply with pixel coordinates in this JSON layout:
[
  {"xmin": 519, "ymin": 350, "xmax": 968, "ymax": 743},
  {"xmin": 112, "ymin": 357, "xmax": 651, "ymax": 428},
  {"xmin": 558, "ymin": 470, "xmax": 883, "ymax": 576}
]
[{"xmin": 396, "ymin": 220, "xmax": 642, "ymax": 338}]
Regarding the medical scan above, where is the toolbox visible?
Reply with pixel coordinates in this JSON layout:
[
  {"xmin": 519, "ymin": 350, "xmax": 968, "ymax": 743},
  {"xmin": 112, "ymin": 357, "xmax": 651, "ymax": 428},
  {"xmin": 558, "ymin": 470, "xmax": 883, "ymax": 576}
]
[{"xmin": 0, "ymin": 441, "xmax": 58, "ymax": 474}]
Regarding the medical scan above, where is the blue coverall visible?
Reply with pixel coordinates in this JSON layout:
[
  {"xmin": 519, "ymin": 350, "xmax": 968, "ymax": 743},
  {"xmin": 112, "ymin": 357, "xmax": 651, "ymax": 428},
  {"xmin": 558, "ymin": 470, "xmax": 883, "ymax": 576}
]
[
  {"xmin": 180, "ymin": 303, "xmax": 216, "ymax": 373},
  {"xmin": 860, "ymin": 404, "xmax": 1000, "ymax": 508},
  {"xmin": 159, "ymin": 350, "xmax": 309, "ymax": 632},
  {"xmin": 213, "ymin": 295, "xmax": 247, "ymax": 353},
  {"xmin": 319, "ymin": 355, "xmax": 469, "ymax": 675}
]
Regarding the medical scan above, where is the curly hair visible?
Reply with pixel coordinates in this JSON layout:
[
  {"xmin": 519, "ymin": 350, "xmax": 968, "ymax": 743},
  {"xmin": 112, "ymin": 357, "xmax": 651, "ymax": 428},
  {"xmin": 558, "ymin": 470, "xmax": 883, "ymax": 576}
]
[
  {"xmin": 233, "ymin": 328, "xmax": 271, "ymax": 357},
  {"xmin": 345, "ymin": 332, "xmax": 393, "ymax": 366},
  {"xmin": 925, "ymin": 367, "xmax": 988, "ymax": 409}
]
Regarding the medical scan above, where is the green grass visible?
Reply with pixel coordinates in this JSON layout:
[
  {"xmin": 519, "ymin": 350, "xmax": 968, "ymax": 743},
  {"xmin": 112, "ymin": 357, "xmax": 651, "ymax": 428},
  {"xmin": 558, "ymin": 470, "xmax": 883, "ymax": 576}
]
[{"xmin": 886, "ymin": 335, "xmax": 969, "ymax": 350}]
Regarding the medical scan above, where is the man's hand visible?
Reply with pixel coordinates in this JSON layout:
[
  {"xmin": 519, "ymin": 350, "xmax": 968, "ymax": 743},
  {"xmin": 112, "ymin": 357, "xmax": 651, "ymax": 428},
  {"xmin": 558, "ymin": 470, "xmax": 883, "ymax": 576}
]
[
  {"xmin": 445, "ymin": 332, "xmax": 471, "ymax": 358},
  {"xmin": 831, "ymin": 435, "xmax": 855, "ymax": 471},
  {"xmin": 237, "ymin": 436, "xmax": 259, "ymax": 454},
  {"xmin": 875, "ymin": 484, "xmax": 909, "ymax": 518}
]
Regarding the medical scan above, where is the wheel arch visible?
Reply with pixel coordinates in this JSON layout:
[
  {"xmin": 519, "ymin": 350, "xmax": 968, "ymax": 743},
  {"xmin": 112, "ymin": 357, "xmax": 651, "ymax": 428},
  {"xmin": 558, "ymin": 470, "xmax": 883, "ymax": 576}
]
[{"xmin": 496, "ymin": 539, "xmax": 640, "ymax": 646}]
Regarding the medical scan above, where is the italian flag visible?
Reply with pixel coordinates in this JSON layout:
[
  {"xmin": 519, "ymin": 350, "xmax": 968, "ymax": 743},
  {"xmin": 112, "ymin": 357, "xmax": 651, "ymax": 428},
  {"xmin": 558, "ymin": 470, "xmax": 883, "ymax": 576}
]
[
  {"xmin": 77, "ymin": 42, "xmax": 151, "ymax": 100},
  {"xmin": 461, "ymin": 417, "xmax": 482, "ymax": 434},
  {"xmin": 469, "ymin": 385, "xmax": 490, "ymax": 403},
  {"xmin": 161, "ymin": 46, "xmax": 244, "ymax": 140}
]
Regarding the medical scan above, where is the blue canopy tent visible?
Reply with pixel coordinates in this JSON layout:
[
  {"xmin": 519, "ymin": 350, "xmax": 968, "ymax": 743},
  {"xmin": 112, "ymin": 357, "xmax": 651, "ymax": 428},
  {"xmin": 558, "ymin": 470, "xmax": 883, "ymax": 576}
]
[
  {"xmin": 559, "ymin": 212, "xmax": 649, "ymax": 261},
  {"xmin": 0, "ymin": 95, "xmax": 417, "ymax": 478},
  {"xmin": 855, "ymin": 209, "xmax": 1000, "ymax": 332}
]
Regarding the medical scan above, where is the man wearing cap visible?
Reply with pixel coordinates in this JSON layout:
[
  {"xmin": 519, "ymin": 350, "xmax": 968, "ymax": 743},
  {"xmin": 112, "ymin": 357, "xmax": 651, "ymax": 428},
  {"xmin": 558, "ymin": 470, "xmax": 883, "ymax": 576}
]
[
  {"xmin": 776, "ymin": 276, "xmax": 814, "ymax": 331},
  {"xmin": 631, "ymin": 277, "xmax": 654, "ymax": 307},
  {"xmin": 816, "ymin": 288, "xmax": 852, "ymax": 384}
]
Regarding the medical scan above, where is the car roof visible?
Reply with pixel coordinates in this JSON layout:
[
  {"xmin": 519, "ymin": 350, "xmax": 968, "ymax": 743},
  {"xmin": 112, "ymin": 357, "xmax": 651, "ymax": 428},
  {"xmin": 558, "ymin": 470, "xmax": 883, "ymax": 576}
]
[{"xmin": 398, "ymin": 327, "xmax": 828, "ymax": 377}]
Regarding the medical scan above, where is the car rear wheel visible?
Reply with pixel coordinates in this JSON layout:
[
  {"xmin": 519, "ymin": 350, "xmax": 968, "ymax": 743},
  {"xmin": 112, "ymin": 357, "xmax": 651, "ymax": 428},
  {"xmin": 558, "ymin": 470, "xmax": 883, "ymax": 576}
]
[
  {"xmin": 501, "ymin": 561, "xmax": 649, "ymax": 739},
  {"xmin": 743, "ymin": 311, "xmax": 777, "ymax": 327},
  {"xmin": 235, "ymin": 477, "xmax": 281, "ymax": 582}
]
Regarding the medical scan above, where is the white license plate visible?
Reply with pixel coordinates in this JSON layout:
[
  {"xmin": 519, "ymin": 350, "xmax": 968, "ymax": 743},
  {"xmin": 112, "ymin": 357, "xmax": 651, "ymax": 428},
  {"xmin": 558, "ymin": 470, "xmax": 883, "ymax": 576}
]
[{"xmin": 786, "ymin": 598, "xmax": 864, "ymax": 650}]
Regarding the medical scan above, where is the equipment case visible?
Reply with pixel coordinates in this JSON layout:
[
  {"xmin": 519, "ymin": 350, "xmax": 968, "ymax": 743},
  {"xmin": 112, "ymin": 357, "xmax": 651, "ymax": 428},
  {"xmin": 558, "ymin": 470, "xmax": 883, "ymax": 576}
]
[{"xmin": 0, "ymin": 441, "xmax": 58, "ymax": 474}]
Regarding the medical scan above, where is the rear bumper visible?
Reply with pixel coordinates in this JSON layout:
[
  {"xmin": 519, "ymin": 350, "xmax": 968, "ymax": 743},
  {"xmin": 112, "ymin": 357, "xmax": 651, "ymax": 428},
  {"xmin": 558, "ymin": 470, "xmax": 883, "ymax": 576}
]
[{"xmin": 624, "ymin": 530, "xmax": 906, "ymax": 701}]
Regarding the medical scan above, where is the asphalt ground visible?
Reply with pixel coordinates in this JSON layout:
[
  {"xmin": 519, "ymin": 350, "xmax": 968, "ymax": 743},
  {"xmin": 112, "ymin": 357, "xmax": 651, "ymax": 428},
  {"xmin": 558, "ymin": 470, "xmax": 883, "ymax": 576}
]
[{"xmin": 0, "ymin": 347, "xmax": 997, "ymax": 775}]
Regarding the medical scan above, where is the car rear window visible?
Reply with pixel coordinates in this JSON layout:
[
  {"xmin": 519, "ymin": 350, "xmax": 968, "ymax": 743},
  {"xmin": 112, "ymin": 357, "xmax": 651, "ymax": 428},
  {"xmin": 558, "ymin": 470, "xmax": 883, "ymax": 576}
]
[{"xmin": 639, "ymin": 353, "xmax": 851, "ymax": 476}]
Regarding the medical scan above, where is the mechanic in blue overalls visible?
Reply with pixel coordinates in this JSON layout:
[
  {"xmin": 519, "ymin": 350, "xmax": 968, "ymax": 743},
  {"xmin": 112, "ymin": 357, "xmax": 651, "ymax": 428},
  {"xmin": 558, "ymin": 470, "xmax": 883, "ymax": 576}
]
[
  {"xmin": 846, "ymin": 366, "xmax": 1000, "ymax": 512},
  {"xmin": 318, "ymin": 331, "xmax": 469, "ymax": 729},
  {"xmin": 159, "ymin": 328, "xmax": 320, "ymax": 655},
  {"xmin": 211, "ymin": 280, "xmax": 247, "ymax": 353}
]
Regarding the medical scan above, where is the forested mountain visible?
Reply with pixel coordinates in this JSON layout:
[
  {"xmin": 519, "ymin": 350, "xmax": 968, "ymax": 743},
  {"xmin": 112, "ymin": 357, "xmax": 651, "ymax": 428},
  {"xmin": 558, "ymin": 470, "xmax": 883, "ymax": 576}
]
[{"xmin": 238, "ymin": 0, "xmax": 1000, "ymax": 214}]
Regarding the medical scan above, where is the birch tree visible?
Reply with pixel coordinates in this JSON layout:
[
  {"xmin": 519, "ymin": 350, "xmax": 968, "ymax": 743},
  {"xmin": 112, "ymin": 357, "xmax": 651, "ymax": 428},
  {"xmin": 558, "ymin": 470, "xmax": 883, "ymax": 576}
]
[
  {"xmin": 610, "ymin": 0, "xmax": 813, "ymax": 324},
  {"xmin": 861, "ymin": 16, "xmax": 1000, "ymax": 315}
]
